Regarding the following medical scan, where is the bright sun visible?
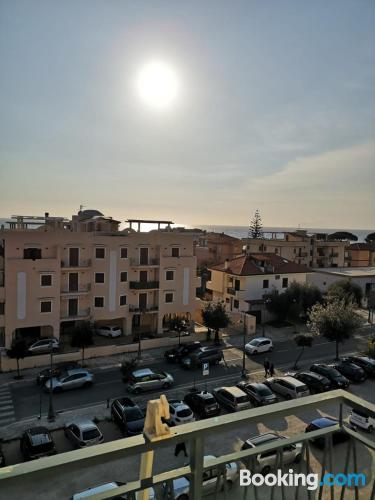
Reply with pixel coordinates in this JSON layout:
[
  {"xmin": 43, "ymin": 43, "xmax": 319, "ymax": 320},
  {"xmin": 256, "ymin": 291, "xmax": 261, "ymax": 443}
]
[{"xmin": 136, "ymin": 61, "xmax": 178, "ymax": 110}]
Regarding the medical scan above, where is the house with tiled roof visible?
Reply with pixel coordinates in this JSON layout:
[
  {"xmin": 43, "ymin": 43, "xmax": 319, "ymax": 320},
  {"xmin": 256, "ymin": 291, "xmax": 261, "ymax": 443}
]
[
  {"xmin": 346, "ymin": 242, "xmax": 375, "ymax": 267},
  {"xmin": 207, "ymin": 253, "xmax": 310, "ymax": 324}
]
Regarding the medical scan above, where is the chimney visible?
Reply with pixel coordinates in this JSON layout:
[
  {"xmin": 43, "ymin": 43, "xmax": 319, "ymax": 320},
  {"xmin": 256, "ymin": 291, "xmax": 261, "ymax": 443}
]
[
  {"xmin": 224, "ymin": 259, "xmax": 229, "ymax": 269},
  {"xmin": 45, "ymin": 212, "xmax": 49, "ymax": 218}
]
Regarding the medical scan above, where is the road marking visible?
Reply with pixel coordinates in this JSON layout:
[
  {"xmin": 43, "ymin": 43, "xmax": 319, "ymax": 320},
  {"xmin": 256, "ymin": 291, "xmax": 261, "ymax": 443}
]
[{"xmin": 0, "ymin": 384, "xmax": 16, "ymax": 426}]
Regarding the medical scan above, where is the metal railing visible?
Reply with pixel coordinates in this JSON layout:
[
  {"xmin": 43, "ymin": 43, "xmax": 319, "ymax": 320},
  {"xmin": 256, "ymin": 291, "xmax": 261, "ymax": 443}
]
[
  {"xmin": 129, "ymin": 305, "xmax": 159, "ymax": 313},
  {"xmin": 130, "ymin": 258, "xmax": 160, "ymax": 267},
  {"xmin": 61, "ymin": 259, "xmax": 92, "ymax": 268},
  {"xmin": 60, "ymin": 308, "xmax": 91, "ymax": 319},
  {"xmin": 129, "ymin": 281, "xmax": 160, "ymax": 290},
  {"xmin": 60, "ymin": 284, "xmax": 91, "ymax": 294},
  {"xmin": 1, "ymin": 391, "xmax": 374, "ymax": 499},
  {"xmin": 227, "ymin": 287, "xmax": 236, "ymax": 295}
]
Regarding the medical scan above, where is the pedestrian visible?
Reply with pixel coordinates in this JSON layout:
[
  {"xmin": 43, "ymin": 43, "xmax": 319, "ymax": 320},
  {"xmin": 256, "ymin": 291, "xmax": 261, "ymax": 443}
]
[
  {"xmin": 269, "ymin": 362, "xmax": 275, "ymax": 377},
  {"xmin": 174, "ymin": 441, "xmax": 188, "ymax": 457},
  {"xmin": 264, "ymin": 358, "xmax": 270, "ymax": 377}
]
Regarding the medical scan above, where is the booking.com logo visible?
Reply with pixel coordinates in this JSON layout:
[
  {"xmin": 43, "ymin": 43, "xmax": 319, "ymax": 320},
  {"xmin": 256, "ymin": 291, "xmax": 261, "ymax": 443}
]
[{"xmin": 240, "ymin": 469, "xmax": 367, "ymax": 491}]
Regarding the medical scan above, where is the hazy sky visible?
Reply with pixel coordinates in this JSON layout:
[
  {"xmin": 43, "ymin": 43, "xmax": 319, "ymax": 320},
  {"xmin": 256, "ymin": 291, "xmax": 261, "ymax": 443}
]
[{"xmin": 1, "ymin": 0, "xmax": 374, "ymax": 229}]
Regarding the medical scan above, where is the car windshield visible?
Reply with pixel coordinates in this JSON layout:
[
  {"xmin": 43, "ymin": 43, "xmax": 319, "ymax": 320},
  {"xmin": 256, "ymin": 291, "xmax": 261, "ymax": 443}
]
[
  {"xmin": 249, "ymin": 339, "xmax": 260, "ymax": 346},
  {"xmin": 125, "ymin": 407, "xmax": 144, "ymax": 422},
  {"xmin": 296, "ymin": 385, "xmax": 308, "ymax": 393},
  {"xmin": 258, "ymin": 387, "xmax": 273, "ymax": 397},
  {"xmin": 82, "ymin": 428, "xmax": 100, "ymax": 440},
  {"xmin": 236, "ymin": 395, "xmax": 249, "ymax": 404},
  {"xmin": 204, "ymin": 397, "xmax": 216, "ymax": 405},
  {"xmin": 325, "ymin": 367, "xmax": 341, "ymax": 377},
  {"xmin": 177, "ymin": 408, "xmax": 192, "ymax": 418}
]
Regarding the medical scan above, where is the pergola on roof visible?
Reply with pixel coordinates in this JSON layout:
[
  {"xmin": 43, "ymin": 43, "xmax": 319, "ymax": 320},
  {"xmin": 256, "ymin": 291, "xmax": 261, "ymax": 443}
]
[{"xmin": 126, "ymin": 219, "xmax": 174, "ymax": 232}]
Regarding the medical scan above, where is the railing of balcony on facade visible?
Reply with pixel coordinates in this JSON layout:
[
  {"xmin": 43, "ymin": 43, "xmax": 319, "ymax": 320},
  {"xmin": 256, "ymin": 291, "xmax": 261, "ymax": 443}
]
[
  {"xmin": 129, "ymin": 305, "xmax": 159, "ymax": 313},
  {"xmin": 130, "ymin": 258, "xmax": 160, "ymax": 267},
  {"xmin": 1, "ymin": 391, "xmax": 374, "ymax": 500},
  {"xmin": 61, "ymin": 284, "xmax": 91, "ymax": 294},
  {"xmin": 226, "ymin": 287, "xmax": 236, "ymax": 295},
  {"xmin": 129, "ymin": 281, "xmax": 160, "ymax": 290},
  {"xmin": 60, "ymin": 308, "xmax": 91, "ymax": 320},
  {"xmin": 61, "ymin": 259, "xmax": 92, "ymax": 268}
]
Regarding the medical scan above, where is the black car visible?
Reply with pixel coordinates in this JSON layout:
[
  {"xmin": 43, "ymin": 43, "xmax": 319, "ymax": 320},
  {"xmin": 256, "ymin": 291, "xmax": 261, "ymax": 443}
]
[
  {"xmin": 164, "ymin": 342, "xmax": 201, "ymax": 363},
  {"xmin": 331, "ymin": 361, "xmax": 367, "ymax": 383},
  {"xmin": 20, "ymin": 427, "xmax": 56, "ymax": 460},
  {"xmin": 36, "ymin": 361, "xmax": 80, "ymax": 385},
  {"xmin": 310, "ymin": 364, "xmax": 350, "ymax": 389},
  {"xmin": 305, "ymin": 417, "xmax": 349, "ymax": 448},
  {"xmin": 111, "ymin": 397, "xmax": 145, "ymax": 436},
  {"xmin": 181, "ymin": 347, "xmax": 223, "ymax": 369},
  {"xmin": 183, "ymin": 390, "xmax": 221, "ymax": 418},
  {"xmin": 346, "ymin": 356, "xmax": 375, "ymax": 378},
  {"xmin": 236, "ymin": 382, "xmax": 278, "ymax": 406},
  {"xmin": 0, "ymin": 444, "xmax": 5, "ymax": 468},
  {"xmin": 291, "ymin": 371, "xmax": 332, "ymax": 394}
]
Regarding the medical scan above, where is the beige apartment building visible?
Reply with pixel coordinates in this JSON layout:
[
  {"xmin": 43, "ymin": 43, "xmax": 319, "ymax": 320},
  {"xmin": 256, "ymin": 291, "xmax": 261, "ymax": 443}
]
[
  {"xmin": 346, "ymin": 243, "xmax": 375, "ymax": 267},
  {"xmin": 0, "ymin": 210, "xmax": 199, "ymax": 350},
  {"xmin": 194, "ymin": 232, "xmax": 243, "ymax": 268},
  {"xmin": 243, "ymin": 230, "xmax": 347, "ymax": 268}
]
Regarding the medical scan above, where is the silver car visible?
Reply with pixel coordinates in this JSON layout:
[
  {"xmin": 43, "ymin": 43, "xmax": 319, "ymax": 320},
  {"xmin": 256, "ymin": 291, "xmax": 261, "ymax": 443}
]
[
  {"xmin": 28, "ymin": 338, "xmax": 59, "ymax": 354},
  {"xmin": 44, "ymin": 368, "xmax": 94, "ymax": 393},
  {"xmin": 64, "ymin": 418, "xmax": 103, "ymax": 448},
  {"xmin": 127, "ymin": 368, "xmax": 174, "ymax": 394}
]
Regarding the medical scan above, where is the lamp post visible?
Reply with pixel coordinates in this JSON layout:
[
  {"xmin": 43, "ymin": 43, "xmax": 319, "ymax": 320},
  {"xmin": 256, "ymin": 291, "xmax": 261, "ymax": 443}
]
[
  {"xmin": 262, "ymin": 298, "xmax": 271, "ymax": 337},
  {"xmin": 241, "ymin": 313, "xmax": 247, "ymax": 378},
  {"xmin": 47, "ymin": 339, "xmax": 55, "ymax": 422}
]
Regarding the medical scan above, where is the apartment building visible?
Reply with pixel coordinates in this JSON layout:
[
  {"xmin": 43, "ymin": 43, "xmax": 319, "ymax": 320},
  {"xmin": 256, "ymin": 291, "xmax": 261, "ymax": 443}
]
[
  {"xmin": 194, "ymin": 232, "xmax": 243, "ymax": 268},
  {"xmin": 243, "ymin": 230, "xmax": 346, "ymax": 268},
  {"xmin": 207, "ymin": 253, "xmax": 309, "ymax": 323},
  {"xmin": 346, "ymin": 243, "xmax": 375, "ymax": 267},
  {"xmin": 0, "ymin": 210, "xmax": 199, "ymax": 349}
]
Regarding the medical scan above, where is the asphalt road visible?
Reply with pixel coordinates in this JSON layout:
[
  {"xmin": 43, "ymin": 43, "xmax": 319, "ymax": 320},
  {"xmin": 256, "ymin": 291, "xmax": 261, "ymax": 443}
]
[{"xmin": 10, "ymin": 332, "xmax": 370, "ymax": 422}]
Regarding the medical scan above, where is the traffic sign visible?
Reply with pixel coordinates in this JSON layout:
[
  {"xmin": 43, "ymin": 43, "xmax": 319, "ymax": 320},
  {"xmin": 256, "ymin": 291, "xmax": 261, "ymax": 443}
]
[{"xmin": 202, "ymin": 362, "xmax": 209, "ymax": 376}]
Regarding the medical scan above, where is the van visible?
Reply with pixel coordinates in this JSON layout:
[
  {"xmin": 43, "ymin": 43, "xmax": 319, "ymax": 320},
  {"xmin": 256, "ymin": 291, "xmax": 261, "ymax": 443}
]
[
  {"xmin": 266, "ymin": 376, "xmax": 310, "ymax": 399},
  {"xmin": 349, "ymin": 408, "xmax": 374, "ymax": 433},
  {"xmin": 213, "ymin": 386, "xmax": 251, "ymax": 412}
]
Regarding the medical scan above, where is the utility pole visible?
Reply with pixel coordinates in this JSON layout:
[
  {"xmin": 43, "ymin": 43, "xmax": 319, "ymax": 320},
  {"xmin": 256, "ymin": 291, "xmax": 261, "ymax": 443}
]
[
  {"xmin": 241, "ymin": 313, "xmax": 247, "ymax": 378},
  {"xmin": 47, "ymin": 339, "xmax": 55, "ymax": 422}
]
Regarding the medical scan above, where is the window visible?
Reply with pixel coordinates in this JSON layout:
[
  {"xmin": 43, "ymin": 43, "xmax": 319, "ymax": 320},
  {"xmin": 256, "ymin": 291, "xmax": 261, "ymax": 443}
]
[
  {"xmin": 95, "ymin": 272, "xmax": 105, "ymax": 284},
  {"xmin": 0, "ymin": 302, "xmax": 4, "ymax": 315},
  {"xmin": 166, "ymin": 270, "xmax": 174, "ymax": 281},
  {"xmin": 275, "ymin": 275, "xmax": 280, "ymax": 280},
  {"xmin": 233, "ymin": 299, "xmax": 239, "ymax": 309},
  {"xmin": 171, "ymin": 247, "xmax": 180, "ymax": 258},
  {"xmin": 40, "ymin": 301, "xmax": 52, "ymax": 313},
  {"xmin": 24, "ymin": 248, "xmax": 41, "ymax": 260},
  {"xmin": 0, "ymin": 327, "xmax": 4, "ymax": 347},
  {"xmin": 263, "ymin": 279, "xmax": 269, "ymax": 288},
  {"xmin": 234, "ymin": 279, "xmax": 240, "ymax": 291},
  {"xmin": 282, "ymin": 277, "xmax": 288, "ymax": 288},
  {"xmin": 120, "ymin": 247, "xmax": 128, "ymax": 259},
  {"xmin": 165, "ymin": 292, "xmax": 174, "ymax": 303},
  {"xmin": 95, "ymin": 247, "xmax": 105, "ymax": 259},
  {"xmin": 40, "ymin": 274, "xmax": 52, "ymax": 287},
  {"xmin": 120, "ymin": 271, "xmax": 128, "ymax": 282},
  {"xmin": 120, "ymin": 295, "xmax": 127, "ymax": 306},
  {"xmin": 94, "ymin": 296, "xmax": 104, "ymax": 308}
]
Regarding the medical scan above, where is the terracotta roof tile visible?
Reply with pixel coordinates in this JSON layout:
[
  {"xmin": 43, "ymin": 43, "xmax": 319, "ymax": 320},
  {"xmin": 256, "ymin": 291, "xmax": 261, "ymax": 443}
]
[{"xmin": 210, "ymin": 253, "xmax": 310, "ymax": 276}]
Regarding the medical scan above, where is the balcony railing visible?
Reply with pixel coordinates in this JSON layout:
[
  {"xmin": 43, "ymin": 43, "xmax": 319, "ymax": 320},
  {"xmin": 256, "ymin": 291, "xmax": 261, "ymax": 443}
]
[
  {"xmin": 227, "ymin": 287, "xmax": 236, "ymax": 295},
  {"xmin": 129, "ymin": 305, "xmax": 159, "ymax": 313},
  {"xmin": 1, "ymin": 390, "xmax": 374, "ymax": 499},
  {"xmin": 129, "ymin": 281, "xmax": 159, "ymax": 290},
  {"xmin": 330, "ymin": 252, "xmax": 339, "ymax": 258},
  {"xmin": 60, "ymin": 284, "xmax": 91, "ymax": 295},
  {"xmin": 60, "ymin": 308, "xmax": 90, "ymax": 320},
  {"xmin": 130, "ymin": 258, "xmax": 160, "ymax": 267},
  {"xmin": 61, "ymin": 259, "xmax": 91, "ymax": 269}
]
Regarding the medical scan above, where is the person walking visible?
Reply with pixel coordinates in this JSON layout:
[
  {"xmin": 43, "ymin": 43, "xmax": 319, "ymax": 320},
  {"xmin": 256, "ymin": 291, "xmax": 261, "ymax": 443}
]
[
  {"xmin": 174, "ymin": 441, "xmax": 188, "ymax": 457},
  {"xmin": 264, "ymin": 358, "xmax": 270, "ymax": 377},
  {"xmin": 269, "ymin": 362, "xmax": 275, "ymax": 377}
]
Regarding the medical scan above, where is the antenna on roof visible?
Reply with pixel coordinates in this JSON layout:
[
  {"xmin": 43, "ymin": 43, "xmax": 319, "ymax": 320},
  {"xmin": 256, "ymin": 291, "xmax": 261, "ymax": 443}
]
[{"xmin": 79, "ymin": 204, "xmax": 85, "ymax": 212}]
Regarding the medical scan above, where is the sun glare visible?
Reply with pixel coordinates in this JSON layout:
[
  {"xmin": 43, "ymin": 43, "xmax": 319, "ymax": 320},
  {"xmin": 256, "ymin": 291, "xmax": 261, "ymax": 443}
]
[{"xmin": 136, "ymin": 61, "xmax": 178, "ymax": 110}]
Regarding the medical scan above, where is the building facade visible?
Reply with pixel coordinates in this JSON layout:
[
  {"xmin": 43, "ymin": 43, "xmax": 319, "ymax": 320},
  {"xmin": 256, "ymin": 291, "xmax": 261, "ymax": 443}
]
[
  {"xmin": 346, "ymin": 243, "xmax": 375, "ymax": 267},
  {"xmin": 194, "ymin": 232, "xmax": 243, "ymax": 269},
  {"xmin": 0, "ymin": 211, "xmax": 199, "ymax": 349}
]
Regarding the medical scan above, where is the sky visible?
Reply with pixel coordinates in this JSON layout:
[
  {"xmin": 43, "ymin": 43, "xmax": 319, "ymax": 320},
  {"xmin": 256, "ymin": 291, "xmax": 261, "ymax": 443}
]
[{"xmin": 0, "ymin": 0, "xmax": 374, "ymax": 229}]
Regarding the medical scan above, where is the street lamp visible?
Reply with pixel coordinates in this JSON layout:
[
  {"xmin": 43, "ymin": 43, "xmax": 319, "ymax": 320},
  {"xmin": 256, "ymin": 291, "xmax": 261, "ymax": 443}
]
[
  {"xmin": 262, "ymin": 298, "xmax": 271, "ymax": 337},
  {"xmin": 241, "ymin": 312, "xmax": 248, "ymax": 378},
  {"xmin": 47, "ymin": 338, "xmax": 55, "ymax": 422}
]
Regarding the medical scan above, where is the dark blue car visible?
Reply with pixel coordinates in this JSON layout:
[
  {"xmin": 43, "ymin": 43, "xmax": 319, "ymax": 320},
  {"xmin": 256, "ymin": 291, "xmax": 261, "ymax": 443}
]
[{"xmin": 305, "ymin": 417, "xmax": 349, "ymax": 448}]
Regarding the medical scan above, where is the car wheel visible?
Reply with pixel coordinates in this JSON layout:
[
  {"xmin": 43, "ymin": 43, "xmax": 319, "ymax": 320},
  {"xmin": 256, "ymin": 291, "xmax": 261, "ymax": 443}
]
[
  {"xmin": 252, "ymin": 350, "xmax": 258, "ymax": 355},
  {"xmin": 84, "ymin": 381, "xmax": 93, "ymax": 388},
  {"xmin": 163, "ymin": 382, "xmax": 171, "ymax": 389},
  {"xmin": 133, "ymin": 387, "xmax": 141, "ymax": 395},
  {"xmin": 368, "ymin": 425, "xmax": 373, "ymax": 433},
  {"xmin": 176, "ymin": 495, "xmax": 189, "ymax": 500},
  {"xmin": 53, "ymin": 387, "xmax": 62, "ymax": 394},
  {"xmin": 294, "ymin": 454, "xmax": 302, "ymax": 464},
  {"xmin": 261, "ymin": 465, "xmax": 271, "ymax": 475},
  {"xmin": 268, "ymin": 346, "xmax": 273, "ymax": 352},
  {"xmin": 285, "ymin": 394, "xmax": 292, "ymax": 400}
]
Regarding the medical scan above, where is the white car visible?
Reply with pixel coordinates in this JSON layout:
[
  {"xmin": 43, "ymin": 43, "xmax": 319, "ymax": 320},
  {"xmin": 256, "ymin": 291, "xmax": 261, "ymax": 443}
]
[
  {"xmin": 169, "ymin": 400, "xmax": 196, "ymax": 426},
  {"xmin": 164, "ymin": 455, "xmax": 239, "ymax": 498},
  {"xmin": 28, "ymin": 338, "xmax": 60, "ymax": 354},
  {"xmin": 64, "ymin": 418, "xmax": 103, "ymax": 448},
  {"xmin": 96, "ymin": 325, "xmax": 122, "ymax": 338},
  {"xmin": 72, "ymin": 482, "xmax": 155, "ymax": 499},
  {"xmin": 349, "ymin": 408, "xmax": 374, "ymax": 433},
  {"xmin": 245, "ymin": 337, "xmax": 273, "ymax": 355},
  {"xmin": 265, "ymin": 376, "xmax": 310, "ymax": 399}
]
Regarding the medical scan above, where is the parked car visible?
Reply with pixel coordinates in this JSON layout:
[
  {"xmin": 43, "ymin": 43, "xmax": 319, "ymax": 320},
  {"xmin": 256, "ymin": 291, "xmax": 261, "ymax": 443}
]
[
  {"xmin": 236, "ymin": 381, "xmax": 278, "ymax": 406},
  {"xmin": 310, "ymin": 364, "xmax": 350, "ymax": 389},
  {"xmin": 305, "ymin": 417, "xmax": 349, "ymax": 448},
  {"xmin": 164, "ymin": 342, "xmax": 201, "ymax": 363},
  {"xmin": 127, "ymin": 368, "xmax": 174, "ymax": 394},
  {"xmin": 72, "ymin": 482, "xmax": 127, "ymax": 500},
  {"xmin": 213, "ymin": 386, "xmax": 251, "ymax": 412},
  {"xmin": 245, "ymin": 337, "xmax": 273, "ymax": 355},
  {"xmin": 181, "ymin": 347, "xmax": 223, "ymax": 369},
  {"xmin": 96, "ymin": 325, "xmax": 122, "ymax": 338},
  {"xmin": 64, "ymin": 419, "xmax": 103, "ymax": 448},
  {"xmin": 36, "ymin": 361, "xmax": 80, "ymax": 385},
  {"xmin": 183, "ymin": 390, "xmax": 221, "ymax": 418},
  {"xmin": 331, "ymin": 361, "xmax": 367, "ymax": 383},
  {"xmin": 0, "ymin": 444, "xmax": 5, "ymax": 468},
  {"xmin": 20, "ymin": 427, "xmax": 56, "ymax": 460},
  {"xmin": 28, "ymin": 338, "xmax": 59, "ymax": 355},
  {"xmin": 349, "ymin": 408, "xmax": 374, "ymax": 433},
  {"xmin": 346, "ymin": 356, "xmax": 375, "ymax": 377},
  {"xmin": 288, "ymin": 371, "xmax": 332, "ymax": 394},
  {"xmin": 44, "ymin": 368, "xmax": 94, "ymax": 393},
  {"xmin": 241, "ymin": 433, "xmax": 302, "ymax": 475},
  {"xmin": 168, "ymin": 400, "xmax": 195, "ymax": 426},
  {"xmin": 111, "ymin": 397, "xmax": 145, "ymax": 435},
  {"xmin": 163, "ymin": 455, "xmax": 239, "ymax": 498},
  {"xmin": 265, "ymin": 376, "xmax": 310, "ymax": 399}
]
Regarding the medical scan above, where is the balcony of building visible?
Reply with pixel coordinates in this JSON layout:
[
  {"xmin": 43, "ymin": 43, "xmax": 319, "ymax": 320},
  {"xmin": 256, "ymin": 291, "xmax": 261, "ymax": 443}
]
[
  {"xmin": 1, "ymin": 390, "xmax": 374, "ymax": 499},
  {"xmin": 60, "ymin": 308, "xmax": 91, "ymax": 321},
  {"xmin": 226, "ymin": 287, "xmax": 236, "ymax": 295},
  {"xmin": 129, "ymin": 280, "xmax": 160, "ymax": 290},
  {"xmin": 130, "ymin": 258, "xmax": 160, "ymax": 267},
  {"xmin": 60, "ymin": 284, "xmax": 91, "ymax": 296},
  {"xmin": 129, "ymin": 304, "xmax": 159, "ymax": 313},
  {"xmin": 61, "ymin": 259, "xmax": 91, "ymax": 269}
]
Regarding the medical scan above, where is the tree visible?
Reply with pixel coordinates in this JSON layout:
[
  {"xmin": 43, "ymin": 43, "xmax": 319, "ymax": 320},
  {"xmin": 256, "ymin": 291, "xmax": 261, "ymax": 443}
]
[
  {"xmin": 169, "ymin": 316, "xmax": 186, "ymax": 346},
  {"xmin": 365, "ymin": 233, "xmax": 375, "ymax": 243},
  {"xmin": 293, "ymin": 334, "xmax": 314, "ymax": 369},
  {"xmin": 248, "ymin": 209, "xmax": 263, "ymax": 239},
  {"xmin": 120, "ymin": 356, "xmax": 138, "ymax": 382},
  {"xmin": 8, "ymin": 338, "xmax": 28, "ymax": 379},
  {"xmin": 285, "ymin": 282, "xmax": 323, "ymax": 322},
  {"xmin": 328, "ymin": 231, "xmax": 358, "ymax": 241},
  {"xmin": 327, "ymin": 279, "xmax": 363, "ymax": 306},
  {"xmin": 70, "ymin": 321, "xmax": 94, "ymax": 365},
  {"xmin": 264, "ymin": 291, "xmax": 290, "ymax": 323},
  {"xmin": 202, "ymin": 301, "xmax": 230, "ymax": 344},
  {"xmin": 308, "ymin": 300, "xmax": 362, "ymax": 360}
]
